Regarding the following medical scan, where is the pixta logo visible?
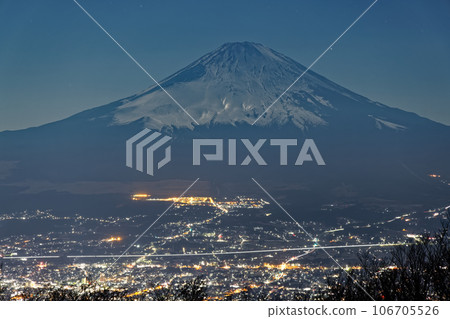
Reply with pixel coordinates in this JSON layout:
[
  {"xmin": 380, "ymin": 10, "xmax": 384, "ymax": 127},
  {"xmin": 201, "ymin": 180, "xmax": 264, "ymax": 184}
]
[{"xmin": 126, "ymin": 129, "xmax": 172, "ymax": 176}]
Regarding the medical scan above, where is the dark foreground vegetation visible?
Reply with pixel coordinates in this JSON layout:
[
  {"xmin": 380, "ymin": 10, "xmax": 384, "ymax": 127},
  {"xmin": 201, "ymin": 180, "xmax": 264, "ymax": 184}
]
[
  {"xmin": 324, "ymin": 217, "xmax": 450, "ymax": 301},
  {"xmin": 1, "ymin": 218, "xmax": 448, "ymax": 301}
]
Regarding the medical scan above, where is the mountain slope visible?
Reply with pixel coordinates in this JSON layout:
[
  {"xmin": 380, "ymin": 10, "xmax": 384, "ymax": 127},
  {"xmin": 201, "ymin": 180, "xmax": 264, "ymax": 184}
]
[
  {"xmin": 93, "ymin": 42, "xmax": 426, "ymax": 131},
  {"xmin": 0, "ymin": 42, "xmax": 449, "ymax": 215}
]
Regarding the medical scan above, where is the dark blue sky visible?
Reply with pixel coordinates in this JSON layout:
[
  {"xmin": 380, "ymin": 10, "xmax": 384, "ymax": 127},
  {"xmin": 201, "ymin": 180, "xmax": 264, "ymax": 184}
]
[{"xmin": 1, "ymin": 0, "xmax": 449, "ymax": 130}]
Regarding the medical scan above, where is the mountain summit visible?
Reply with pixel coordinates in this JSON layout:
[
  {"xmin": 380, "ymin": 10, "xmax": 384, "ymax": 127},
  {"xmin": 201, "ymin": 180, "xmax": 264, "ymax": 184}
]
[{"xmin": 112, "ymin": 42, "xmax": 374, "ymax": 129}]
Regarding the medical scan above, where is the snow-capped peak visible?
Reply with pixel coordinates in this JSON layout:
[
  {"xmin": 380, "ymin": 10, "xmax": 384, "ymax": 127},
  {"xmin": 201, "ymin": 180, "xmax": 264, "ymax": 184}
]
[{"xmin": 111, "ymin": 42, "xmax": 364, "ymax": 129}]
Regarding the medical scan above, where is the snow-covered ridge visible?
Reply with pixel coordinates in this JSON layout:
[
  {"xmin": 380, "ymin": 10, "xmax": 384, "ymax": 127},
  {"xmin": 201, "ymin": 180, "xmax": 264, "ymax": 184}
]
[
  {"xmin": 369, "ymin": 115, "xmax": 407, "ymax": 131},
  {"xmin": 110, "ymin": 42, "xmax": 370, "ymax": 129}
]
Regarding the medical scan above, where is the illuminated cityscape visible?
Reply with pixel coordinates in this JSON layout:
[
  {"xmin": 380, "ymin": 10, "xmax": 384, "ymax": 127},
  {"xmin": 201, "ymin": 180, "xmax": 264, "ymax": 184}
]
[
  {"xmin": 0, "ymin": 194, "xmax": 448, "ymax": 299},
  {"xmin": 132, "ymin": 194, "xmax": 270, "ymax": 211}
]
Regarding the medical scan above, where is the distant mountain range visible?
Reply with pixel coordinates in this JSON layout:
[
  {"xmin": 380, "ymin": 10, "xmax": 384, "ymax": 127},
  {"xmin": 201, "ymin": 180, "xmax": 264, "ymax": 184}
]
[{"xmin": 0, "ymin": 42, "xmax": 449, "ymax": 216}]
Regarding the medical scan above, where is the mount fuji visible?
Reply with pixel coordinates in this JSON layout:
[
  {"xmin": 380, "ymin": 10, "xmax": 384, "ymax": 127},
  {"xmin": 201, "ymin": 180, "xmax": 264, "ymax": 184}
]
[{"xmin": 0, "ymin": 42, "xmax": 449, "ymax": 216}]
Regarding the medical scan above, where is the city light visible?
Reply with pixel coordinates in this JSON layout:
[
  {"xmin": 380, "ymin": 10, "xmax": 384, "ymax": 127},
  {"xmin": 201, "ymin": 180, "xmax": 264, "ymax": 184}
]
[{"xmin": 103, "ymin": 237, "xmax": 122, "ymax": 242}]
